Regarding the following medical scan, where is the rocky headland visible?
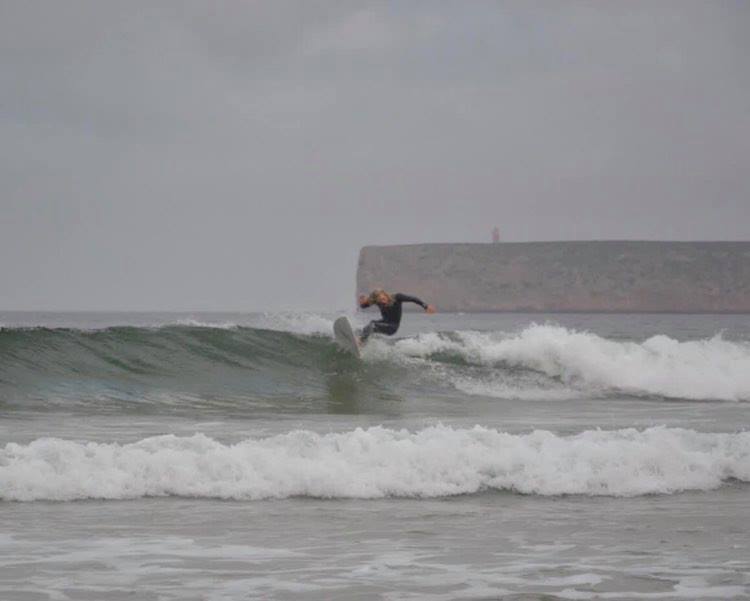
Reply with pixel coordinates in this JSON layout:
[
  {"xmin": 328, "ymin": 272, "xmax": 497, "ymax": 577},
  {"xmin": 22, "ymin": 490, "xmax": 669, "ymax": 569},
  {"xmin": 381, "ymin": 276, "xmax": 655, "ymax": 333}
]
[{"xmin": 356, "ymin": 241, "xmax": 750, "ymax": 312}]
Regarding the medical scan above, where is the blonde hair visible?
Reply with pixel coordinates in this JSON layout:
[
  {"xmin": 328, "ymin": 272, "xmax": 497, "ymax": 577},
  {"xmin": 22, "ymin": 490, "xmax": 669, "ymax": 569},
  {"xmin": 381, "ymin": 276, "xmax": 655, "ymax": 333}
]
[{"xmin": 369, "ymin": 289, "xmax": 392, "ymax": 304}]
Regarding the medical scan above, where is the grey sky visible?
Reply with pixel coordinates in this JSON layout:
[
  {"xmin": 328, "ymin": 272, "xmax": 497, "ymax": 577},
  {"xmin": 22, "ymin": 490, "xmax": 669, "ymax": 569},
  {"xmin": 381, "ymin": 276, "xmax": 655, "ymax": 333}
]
[{"xmin": 2, "ymin": 1, "xmax": 749, "ymax": 311}]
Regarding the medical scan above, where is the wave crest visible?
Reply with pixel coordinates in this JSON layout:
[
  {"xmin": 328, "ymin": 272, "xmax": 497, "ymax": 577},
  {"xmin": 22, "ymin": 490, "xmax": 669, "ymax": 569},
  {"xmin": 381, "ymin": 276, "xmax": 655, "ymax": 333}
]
[
  {"xmin": 2, "ymin": 323, "xmax": 750, "ymax": 405},
  {"xmin": 2, "ymin": 425, "xmax": 748, "ymax": 501},
  {"xmin": 389, "ymin": 325, "xmax": 750, "ymax": 401}
]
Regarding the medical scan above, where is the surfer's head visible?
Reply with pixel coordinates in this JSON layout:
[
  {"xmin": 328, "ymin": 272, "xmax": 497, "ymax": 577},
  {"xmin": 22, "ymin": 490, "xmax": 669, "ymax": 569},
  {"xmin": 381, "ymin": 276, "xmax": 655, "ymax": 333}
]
[{"xmin": 369, "ymin": 289, "xmax": 392, "ymax": 306}]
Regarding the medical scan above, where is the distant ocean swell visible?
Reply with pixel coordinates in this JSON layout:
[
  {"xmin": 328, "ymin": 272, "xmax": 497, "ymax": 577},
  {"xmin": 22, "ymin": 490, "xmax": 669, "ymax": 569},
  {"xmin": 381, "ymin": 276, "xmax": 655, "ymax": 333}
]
[
  {"xmin": 1, "ymin": 322, "xmax": 749, "ymax": 403},
  {"xmin": 2, "ymin": 426, "xmax": 748, "ymax": 501}
]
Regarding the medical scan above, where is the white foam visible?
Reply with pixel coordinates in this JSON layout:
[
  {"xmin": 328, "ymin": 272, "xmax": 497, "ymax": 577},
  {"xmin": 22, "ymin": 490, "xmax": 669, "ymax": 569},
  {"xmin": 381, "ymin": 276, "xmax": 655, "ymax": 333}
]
[
  {"xmin": 166, "ymin": 312, "xmax": 339, "ymax": 335},
  {"xmin": 256, "ymin": 312, "xmax": 338, "ymax": 336},
  {"xmin": 172, "ymin": 318, "xmax": 239, "ymax": 330},
  {"xmin": 2, "ymin": 425, "xmax": 748, "ymax": 501},
  {"xmin": 388, "ymin": 325, "xmax": 750, "ymax": 401}
]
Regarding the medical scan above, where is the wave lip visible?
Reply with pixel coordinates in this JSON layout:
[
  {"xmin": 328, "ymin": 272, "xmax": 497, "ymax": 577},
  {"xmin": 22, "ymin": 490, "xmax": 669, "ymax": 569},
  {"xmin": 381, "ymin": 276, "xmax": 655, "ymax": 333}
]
[
  {"xmin": 2, "ymin": 425, "xmax": 748, "ymax": 502},
  {"xmin": 391, "ymin": 325, "xmax": 750, "ymax": 401}
]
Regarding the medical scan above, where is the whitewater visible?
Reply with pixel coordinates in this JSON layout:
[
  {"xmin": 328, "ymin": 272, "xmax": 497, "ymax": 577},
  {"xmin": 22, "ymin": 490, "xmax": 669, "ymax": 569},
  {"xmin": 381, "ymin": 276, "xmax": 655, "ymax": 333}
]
[
  {"xmin": 1, "ymin": 310, "xmax": 749, "ymax": 600},
  {"xmin": 3, "ymin": 426, "xmax": 748, "ymax": 501}
]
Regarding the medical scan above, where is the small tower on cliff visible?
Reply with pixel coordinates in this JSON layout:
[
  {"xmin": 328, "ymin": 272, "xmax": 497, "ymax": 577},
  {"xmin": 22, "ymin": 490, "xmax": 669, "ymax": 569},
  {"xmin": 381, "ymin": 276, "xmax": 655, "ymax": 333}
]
[{"xmin": 492, "ymin": 226, "xmax": 500, "ymax": 243}]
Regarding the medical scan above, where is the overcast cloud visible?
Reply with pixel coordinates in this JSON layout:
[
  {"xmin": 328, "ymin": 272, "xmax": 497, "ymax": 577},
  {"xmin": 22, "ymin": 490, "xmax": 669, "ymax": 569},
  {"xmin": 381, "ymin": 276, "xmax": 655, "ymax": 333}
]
[{"xmin": 1, "ymin": 1, "xmax": 749, "ymax": 310}]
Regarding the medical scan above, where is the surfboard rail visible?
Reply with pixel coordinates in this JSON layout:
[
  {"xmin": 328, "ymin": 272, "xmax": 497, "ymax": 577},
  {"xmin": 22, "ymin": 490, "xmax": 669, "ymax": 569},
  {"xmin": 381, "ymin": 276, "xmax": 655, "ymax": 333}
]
[{"xmin": 333, "ymin": 316, "xmax": 361, "ymax": 358}]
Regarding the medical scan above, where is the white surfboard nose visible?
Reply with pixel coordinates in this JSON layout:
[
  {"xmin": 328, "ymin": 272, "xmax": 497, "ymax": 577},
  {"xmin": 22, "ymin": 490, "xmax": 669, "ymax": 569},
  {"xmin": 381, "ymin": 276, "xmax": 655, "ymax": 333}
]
[{"xmin": 333, "ymin": 316, "xmax": 361, "ymax": 358}]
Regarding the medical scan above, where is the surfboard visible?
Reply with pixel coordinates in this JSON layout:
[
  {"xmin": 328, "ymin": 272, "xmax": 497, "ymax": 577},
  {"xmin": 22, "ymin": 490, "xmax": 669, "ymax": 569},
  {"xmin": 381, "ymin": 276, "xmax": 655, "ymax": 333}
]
[{"xmin": 333, "ymin": 316, "xmax": 361, "ymax": 358}]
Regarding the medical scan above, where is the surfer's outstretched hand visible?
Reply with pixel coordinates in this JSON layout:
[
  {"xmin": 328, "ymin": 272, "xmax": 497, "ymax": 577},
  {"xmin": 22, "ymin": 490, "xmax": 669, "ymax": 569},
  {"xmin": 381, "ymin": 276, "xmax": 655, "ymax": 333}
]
[{"xmin": 425, "ymin": 305, "xmax": 437, "ymax": 314}]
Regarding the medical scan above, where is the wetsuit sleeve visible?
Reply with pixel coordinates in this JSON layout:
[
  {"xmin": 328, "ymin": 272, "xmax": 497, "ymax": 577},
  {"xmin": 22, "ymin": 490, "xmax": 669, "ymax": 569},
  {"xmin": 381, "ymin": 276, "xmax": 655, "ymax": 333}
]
[{"xmin": 395, "ymin": 293, "xmax": 428, "ymax": 310}]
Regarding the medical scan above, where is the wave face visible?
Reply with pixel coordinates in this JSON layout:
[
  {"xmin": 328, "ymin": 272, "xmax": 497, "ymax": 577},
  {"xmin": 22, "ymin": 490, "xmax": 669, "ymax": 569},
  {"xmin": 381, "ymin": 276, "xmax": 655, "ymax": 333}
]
[
  {"xmin": 2, "ymin": 425, "xmax": 748, "ymax": 501},
  {"xmin": 2, "ymin": 322, "xmax": 750, "ymax": 410},
  {"xmin": 0, "ymin": 323, "xmax": 348, "ymax": 412},
  {"xmin": 0, "ymin": 323, "xmax": 328, "ymax": 381}
]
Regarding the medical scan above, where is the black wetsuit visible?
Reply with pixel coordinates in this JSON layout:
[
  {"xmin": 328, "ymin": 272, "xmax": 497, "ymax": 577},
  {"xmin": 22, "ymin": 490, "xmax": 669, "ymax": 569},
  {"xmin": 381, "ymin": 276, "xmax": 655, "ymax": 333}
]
[{"xmin": 360, "ymin": 293, "xmax": 428, "ymax": 342}]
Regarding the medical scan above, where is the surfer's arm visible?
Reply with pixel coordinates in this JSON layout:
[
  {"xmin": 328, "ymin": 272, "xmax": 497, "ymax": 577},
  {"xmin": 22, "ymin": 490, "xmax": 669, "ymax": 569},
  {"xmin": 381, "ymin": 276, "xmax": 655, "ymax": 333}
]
[{"xmin": 395, "ymin": 293, "xmax": 436, "ymax": 313}]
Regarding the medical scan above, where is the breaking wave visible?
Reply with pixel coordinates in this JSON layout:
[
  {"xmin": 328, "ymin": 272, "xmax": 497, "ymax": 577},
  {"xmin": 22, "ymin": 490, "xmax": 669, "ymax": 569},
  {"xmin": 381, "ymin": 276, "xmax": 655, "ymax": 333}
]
[
  {"xmin": 1, "ymin": 322, "xmax": 749, "ymax": 407},
  {"xmin": 388, "ymin": 325, "xmax": 750, "ymax": 402},
  {"xmin": 2, "ymin": 425, "xmax": 748, "ymax": 501}
]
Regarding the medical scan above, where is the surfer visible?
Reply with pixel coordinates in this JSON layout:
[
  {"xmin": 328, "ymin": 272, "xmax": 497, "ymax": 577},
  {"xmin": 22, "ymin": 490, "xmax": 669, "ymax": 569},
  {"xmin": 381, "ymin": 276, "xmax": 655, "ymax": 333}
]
[{"xmin": 357, "ymin": 289, "xmax": 436, "ymax": 343}]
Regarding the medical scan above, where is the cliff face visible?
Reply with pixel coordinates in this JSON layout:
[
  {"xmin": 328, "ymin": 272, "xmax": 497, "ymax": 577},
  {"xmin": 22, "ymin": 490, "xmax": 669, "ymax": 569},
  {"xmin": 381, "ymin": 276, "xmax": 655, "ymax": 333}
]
[{"xmin": 357, "ymin": 241, "xmax": 750, "ymax": 313}]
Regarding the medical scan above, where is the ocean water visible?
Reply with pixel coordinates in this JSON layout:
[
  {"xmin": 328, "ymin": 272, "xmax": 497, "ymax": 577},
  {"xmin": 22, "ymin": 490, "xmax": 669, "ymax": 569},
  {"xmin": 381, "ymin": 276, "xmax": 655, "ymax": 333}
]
[{"xmin": 1, "ymin": 311, "xmax": 749, "ymax": 600}]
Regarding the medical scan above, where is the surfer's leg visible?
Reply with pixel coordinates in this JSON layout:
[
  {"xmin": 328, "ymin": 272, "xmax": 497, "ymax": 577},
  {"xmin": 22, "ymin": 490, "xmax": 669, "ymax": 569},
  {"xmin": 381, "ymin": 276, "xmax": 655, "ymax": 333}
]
[
  {"xmin": 360, "ymin": 322, "xmax": 372, "ymax": 342},
  {"xmin": 360, "ymin": 320, "xmax": 379, "ymax": 343},
  {"xmin": 360, "ymin": 320, "xmax": 398, "ymax": 343},
  {"xmin": 376, "ymin": 322, "xmax": 398, "ymax": 336}
]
